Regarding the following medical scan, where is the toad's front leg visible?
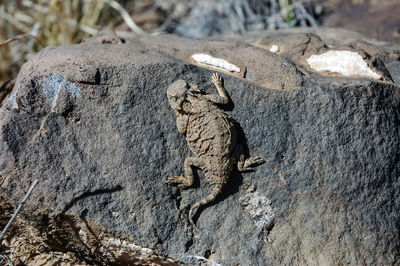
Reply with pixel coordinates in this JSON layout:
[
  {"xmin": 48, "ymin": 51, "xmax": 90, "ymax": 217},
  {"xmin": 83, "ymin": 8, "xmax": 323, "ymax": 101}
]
[
  {"xmin": 204, "ymin": 73, "xmax": 230, "ymax": 105},
  {"xmin": 166, "ymin": 157, "xmax": 205, "ymax": 188}
]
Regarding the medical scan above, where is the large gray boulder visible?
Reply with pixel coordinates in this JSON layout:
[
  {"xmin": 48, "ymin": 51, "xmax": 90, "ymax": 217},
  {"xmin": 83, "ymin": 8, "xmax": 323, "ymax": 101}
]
[{"xmin": 1, "ymin": 28, "xmax": 399, "ymax": 265}]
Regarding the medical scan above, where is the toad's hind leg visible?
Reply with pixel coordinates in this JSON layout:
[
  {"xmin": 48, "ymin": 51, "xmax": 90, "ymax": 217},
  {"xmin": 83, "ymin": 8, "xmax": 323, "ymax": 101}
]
[
  {"xmin": 235, "ymin": 144, "xmax": 265, "ymax": 172},
  {"xmin": 166, "ymin": 157, "xmax": 204, "ymax": 188},
  {"xmin": 237, "ymin": 155, "xmax": 265, "ymax": 172}
]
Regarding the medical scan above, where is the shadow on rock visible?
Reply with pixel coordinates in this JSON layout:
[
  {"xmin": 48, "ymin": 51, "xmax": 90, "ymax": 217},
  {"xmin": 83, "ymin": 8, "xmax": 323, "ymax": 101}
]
[{"xmin": 62, "ymin": 185, "xmax": 123, "ymax": 214}]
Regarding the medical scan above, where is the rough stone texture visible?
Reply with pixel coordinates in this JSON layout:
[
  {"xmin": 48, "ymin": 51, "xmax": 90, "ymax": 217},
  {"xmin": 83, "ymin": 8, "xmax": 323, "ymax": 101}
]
[{"xmin": 1, "ymin": 28, "xmax": 400, "ymax": 265}]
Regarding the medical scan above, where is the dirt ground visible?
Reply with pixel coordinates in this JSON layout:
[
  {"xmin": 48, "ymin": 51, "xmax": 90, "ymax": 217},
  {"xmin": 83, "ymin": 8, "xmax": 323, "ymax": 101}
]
[
  {"xmin": 0, "ymin": 194, "xmax": 177, "ymax": 265},
  {"xmin": 316, "ymin": 0, "xmax": 400, "ymax": 43}
]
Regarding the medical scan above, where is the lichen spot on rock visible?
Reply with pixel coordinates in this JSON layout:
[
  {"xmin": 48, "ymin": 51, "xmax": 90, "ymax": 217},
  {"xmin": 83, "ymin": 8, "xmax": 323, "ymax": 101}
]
[
  {"xmin": 306, "ymin": 50, "xmax": 381, "ymax": 79},
  {"xmin": 191, "ymin": 53, "xmax": 241, "ymax": 72},
  {"xmin": 240, "ymin": 191, "xmax": 275, "ymax": 230}
]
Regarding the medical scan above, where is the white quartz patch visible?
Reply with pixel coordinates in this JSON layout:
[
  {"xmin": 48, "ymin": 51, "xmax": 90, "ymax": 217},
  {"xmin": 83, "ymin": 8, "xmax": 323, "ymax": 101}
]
[
  {"xmin": 108, "ymin": 238, "xmax": 153, "ymax": 254},
  {"xmin": 269, "ymin": 44, "xmax": 279, "ymax": 53},
  {"xmin": 9, "ymin": 85, "xmax": 21, "ymax": 109},
  {"xmin": 181, "ymin": 255, "xmax": 221, "ymax": 266},
  {"xmin": 306, "ymin": 50, "xmax": 381, "ymax": 79},
  {"xmin": 191, "ymin": 53, "xmax": 241, "ymax": 72}
]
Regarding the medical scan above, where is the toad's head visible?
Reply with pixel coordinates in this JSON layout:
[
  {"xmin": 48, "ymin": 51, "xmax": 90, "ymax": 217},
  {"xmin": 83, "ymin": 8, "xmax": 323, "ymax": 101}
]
[{"xmin": 167, "ymin": 79, "xmax": 198, "ymax": 111}]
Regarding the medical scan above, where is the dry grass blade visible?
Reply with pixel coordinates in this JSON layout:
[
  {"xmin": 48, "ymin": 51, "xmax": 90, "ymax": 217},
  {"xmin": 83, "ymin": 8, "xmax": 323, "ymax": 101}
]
[
  {"xmin": 105, "ymin": 0, "xmax": 146, "ymax": 35},
  {"xmin": 0, "ymin": 34, "xmax": 44, "ymax": 48}
]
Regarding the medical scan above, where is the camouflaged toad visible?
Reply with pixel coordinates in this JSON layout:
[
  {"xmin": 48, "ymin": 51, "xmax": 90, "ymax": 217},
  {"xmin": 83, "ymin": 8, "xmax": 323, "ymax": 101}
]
[{"xmin": 166, "ymin": 73, "xmax": 264, "ymax": 226}]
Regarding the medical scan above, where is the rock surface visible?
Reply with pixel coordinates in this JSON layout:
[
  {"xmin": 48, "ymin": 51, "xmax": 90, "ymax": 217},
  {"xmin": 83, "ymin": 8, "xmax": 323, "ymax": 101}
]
[{"xmin": 1, "ymin": 28, "xmax": 400, "ymax": 265}]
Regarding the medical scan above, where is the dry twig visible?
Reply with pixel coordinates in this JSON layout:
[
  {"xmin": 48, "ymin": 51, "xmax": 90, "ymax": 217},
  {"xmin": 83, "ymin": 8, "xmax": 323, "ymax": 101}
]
[{"xmin": 0, "ymin": 179, "xmax": 38, "ymax": 241}]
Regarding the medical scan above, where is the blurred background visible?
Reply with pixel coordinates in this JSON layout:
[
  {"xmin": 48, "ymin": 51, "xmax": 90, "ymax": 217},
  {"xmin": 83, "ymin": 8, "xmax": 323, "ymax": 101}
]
[{"xmin": 0, "ymin": 0, "xmax": 399, "ymax": 84}]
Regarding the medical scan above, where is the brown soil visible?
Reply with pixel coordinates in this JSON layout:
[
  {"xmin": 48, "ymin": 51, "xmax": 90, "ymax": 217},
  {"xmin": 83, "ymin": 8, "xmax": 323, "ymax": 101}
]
[{"xmin": 315, "ymin": 0, "xmax": 400, "ymax": 44}]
